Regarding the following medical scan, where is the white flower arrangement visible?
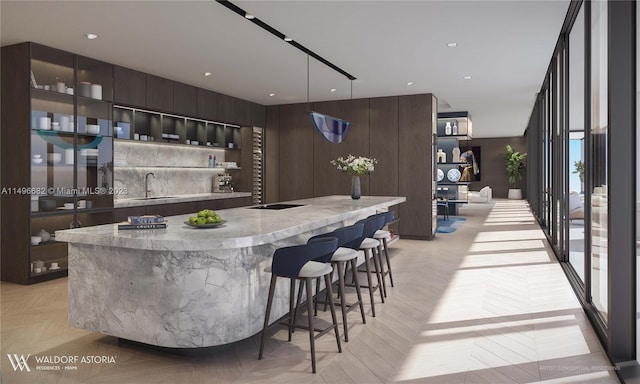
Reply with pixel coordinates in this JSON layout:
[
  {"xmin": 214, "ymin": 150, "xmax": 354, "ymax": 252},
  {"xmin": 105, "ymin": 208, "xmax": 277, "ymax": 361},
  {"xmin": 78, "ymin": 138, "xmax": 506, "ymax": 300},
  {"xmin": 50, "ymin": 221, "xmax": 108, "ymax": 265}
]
[{"xmin": 330, "ymin": 154, "xmax": 377, "ymax": 175}]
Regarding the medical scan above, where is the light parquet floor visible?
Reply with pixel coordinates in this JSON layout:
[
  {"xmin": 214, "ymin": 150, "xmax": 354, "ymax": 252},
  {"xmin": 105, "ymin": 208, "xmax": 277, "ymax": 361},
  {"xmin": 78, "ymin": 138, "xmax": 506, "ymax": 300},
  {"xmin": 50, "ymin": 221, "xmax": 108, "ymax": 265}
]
[{"xmin": 1, "ymin": 199, "xmax": 620, "ymax": 383}]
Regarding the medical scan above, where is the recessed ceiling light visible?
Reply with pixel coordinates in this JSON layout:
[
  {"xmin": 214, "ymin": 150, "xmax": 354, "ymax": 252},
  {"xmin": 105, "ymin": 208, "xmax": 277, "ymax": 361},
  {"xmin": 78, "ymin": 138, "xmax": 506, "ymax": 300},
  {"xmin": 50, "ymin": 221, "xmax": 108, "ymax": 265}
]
[
  {"xmin": 284, "ymin": 36, "xmax": 293, "ymax": 42},
  {"xmin": 244, "ymin": 13, "xmax": 255, "ymax": 19},
  {"xmin": 204, "ymin": 72, "xmax": 212, "ymax": 77},
  {"xmin": 330, "ymin": 88, "xmax": 337, "ymax": 92},
  {"xmin": 85, "ymin": 33, "xmax": 99, "ymax": 40},
  {"xmin": 406, "ymin": 82, "xmax": 414, "ymax": 86},
  {"xmin": 447, "ymin": 42, "xmax": 458, "ymax": 47},
  {"xmin": 269, "ymin": 93, "xmax": 275, "ymax": 97},
  {"xmin": 463, "ymin": 76, "xmax": 472, "ymax": 80}
]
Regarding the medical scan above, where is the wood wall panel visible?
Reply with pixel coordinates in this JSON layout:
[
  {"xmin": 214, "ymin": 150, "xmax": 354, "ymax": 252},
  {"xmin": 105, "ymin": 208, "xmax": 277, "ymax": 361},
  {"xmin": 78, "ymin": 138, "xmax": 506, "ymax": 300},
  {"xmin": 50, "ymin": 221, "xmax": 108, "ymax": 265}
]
[
  {"xmin": 278, "ymin": 103, "xmax": 314, "ymax": 200},
  {"xmin": 1, "ymin": 43, "xmax": 31, "ymax": 283},
  {"xmin": 398, "ymin": 94, "xmax": 435, "ymax": 239},
  {"xmin": 268, "ymin": 94, "xmax": 437, "ymax": 239},
  {"xmin": 369, "ymin": 97, "xmax": 399, "ymax": 196},
  {"xmin": 312, "ymin": 99, "xmax": 370, "ymax": 197},
  {"xmin": 250, "ymin": 102, "xmax": 266, "ymax": 128},
  {"xmin": 265, "ymin": 106, "xmax": 280, "ymax": 203}
]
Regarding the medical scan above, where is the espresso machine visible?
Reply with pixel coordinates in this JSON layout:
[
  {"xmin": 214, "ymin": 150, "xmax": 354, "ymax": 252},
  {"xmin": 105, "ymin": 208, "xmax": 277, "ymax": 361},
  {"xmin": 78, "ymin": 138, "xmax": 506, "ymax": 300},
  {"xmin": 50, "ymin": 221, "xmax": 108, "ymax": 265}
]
[{"xmin": 213, "ymin": 173, "xmax": 233, "ymax": 193}]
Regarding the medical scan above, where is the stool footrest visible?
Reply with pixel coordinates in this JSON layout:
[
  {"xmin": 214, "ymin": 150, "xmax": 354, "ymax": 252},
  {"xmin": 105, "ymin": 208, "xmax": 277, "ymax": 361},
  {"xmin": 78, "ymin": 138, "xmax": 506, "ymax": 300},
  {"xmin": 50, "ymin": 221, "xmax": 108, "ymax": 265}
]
[{"xmin": 279, "ymin": 320, "xmax": 336, "ymax": 340}]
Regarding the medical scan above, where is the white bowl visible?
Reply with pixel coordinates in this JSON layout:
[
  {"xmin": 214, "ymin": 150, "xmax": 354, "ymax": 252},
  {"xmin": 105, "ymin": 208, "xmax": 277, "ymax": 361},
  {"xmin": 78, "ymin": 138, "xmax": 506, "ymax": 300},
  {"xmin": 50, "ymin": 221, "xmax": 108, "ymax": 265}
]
[
  {"xmin": 86, "ymin": 124, "xmax": 100, "ymax": 134},
  {"xmin": 47, "ymin": 153, "xmax": 62, "ymax": 164},
  {"xmin": 31, "ymin": 235, "xmax": 41, "ymax": 245},
  {"xmin": 32, "ymin": 158, "xmax": 43, "ymax": 164},
  {"xmin": 63, "ymin": 203, "xmax": 74, "ymax": 209}
]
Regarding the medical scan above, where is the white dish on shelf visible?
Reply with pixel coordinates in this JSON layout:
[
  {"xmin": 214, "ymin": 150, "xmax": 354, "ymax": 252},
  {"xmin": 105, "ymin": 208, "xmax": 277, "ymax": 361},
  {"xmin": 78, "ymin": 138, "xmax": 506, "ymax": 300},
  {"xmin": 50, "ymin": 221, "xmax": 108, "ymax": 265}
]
[
  {"xmin": 57, "ymin": 206, "xmax": 75, "ymax": 210},
  {"xmin": 447, "ymin": 168, "xmax": 461, "ymax": 182},
  {"xmin": 437, "ymin": 168, "xmax": 444, "ymax": 182},
  {"xmin": 32, "ymin": 158, "xmax": 43, "ymax": 164},
  {"xmin": 49, "ymin": 266, "xmax": 61, "ymax": 270}
]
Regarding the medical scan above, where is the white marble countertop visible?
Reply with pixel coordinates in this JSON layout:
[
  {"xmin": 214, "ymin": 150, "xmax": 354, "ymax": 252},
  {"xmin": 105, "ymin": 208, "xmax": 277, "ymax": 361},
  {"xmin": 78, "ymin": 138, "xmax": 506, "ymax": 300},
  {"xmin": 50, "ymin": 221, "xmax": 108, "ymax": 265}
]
[
  {"xmin": 57, "ymin": 195, "xmax": 406, "ymax": 252},
  {"xmin": 114, "ymin": 192, "xmax": 252, "ymax": 208}
]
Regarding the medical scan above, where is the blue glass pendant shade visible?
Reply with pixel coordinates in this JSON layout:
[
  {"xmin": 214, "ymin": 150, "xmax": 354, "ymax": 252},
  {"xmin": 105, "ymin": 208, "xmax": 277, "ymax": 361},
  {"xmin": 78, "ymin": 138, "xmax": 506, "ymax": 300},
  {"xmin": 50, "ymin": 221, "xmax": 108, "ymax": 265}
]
[{"xmin": 310, "ymin": 111, "xmax": 350, "ymax": 143}]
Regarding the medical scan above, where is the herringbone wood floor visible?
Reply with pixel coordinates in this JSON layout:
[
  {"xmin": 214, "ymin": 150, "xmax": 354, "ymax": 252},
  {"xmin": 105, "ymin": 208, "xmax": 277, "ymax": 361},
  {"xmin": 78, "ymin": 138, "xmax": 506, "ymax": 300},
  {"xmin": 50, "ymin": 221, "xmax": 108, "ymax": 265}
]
[{"xmin": 1, "ymin": 200, "xmax": 619, "ymax": 383}]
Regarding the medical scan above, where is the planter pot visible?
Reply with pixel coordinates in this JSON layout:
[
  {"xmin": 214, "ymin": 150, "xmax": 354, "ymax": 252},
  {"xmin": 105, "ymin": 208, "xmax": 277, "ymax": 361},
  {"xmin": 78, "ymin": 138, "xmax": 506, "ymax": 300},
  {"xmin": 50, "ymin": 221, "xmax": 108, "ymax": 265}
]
[{"xmin": 508, "ymin": 189, "xmax": 522, "ymax": 199}]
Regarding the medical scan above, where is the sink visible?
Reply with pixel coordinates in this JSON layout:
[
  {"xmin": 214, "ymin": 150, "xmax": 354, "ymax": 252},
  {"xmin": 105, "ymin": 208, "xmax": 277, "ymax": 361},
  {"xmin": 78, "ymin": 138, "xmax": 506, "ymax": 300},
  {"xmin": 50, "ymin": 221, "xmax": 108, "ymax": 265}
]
[
  {"xmin": 250, "ymin": 203, "xmax": 305, "ymax": 210},
  {"xmin": 133, "ymin": 196, "xmax": 177, "ymax": 200}
]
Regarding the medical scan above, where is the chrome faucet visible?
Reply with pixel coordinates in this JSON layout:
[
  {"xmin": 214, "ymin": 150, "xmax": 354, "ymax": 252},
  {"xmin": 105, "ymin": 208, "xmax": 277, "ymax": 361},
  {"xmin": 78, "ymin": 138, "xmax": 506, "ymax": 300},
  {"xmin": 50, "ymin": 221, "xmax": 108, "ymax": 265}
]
[{"xmin": 145, "ymin": 172, "xmax": 155, "ymax": 199}]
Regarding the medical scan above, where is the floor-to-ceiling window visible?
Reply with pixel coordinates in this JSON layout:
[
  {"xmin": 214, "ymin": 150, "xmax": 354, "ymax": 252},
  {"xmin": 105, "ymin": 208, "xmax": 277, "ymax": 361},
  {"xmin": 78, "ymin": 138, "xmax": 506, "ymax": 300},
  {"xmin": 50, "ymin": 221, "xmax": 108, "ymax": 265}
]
[
  {"xmin": 636, "ymin": 0, "xmax": 640, "ymax": 365},
  {"xmin": 529, "ymin": 1, "xmax": 638, "ymax": 375},
  {"xmin": 568, "ymin": 4, "xmax": 586, "ymax": 282},
  {"xmin": 590, "ymin": 0, "xmax": 608, "ymax": 322}
]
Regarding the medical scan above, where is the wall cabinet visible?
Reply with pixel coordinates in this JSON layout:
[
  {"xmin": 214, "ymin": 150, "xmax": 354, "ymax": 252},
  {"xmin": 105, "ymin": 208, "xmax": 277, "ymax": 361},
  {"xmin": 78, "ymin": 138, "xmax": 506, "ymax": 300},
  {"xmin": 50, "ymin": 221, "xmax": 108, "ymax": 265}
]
[
  {"xmin": 1, "ymin": 42, "xmax": 114, "ymax": 284},
  {"xmin": 146, "ymin": 74, "xmax": 173, "ymax": 112},
  {"xmin": 173, "ymin": 82, "xmax": 197, "ymax": 117},
  {"xmin": 197, "ymin": 88, "xmax": 219, "ymax": 121},
  {"xmin": 114, "ymin": 65, "xmax": 146, "ymax": 108}
]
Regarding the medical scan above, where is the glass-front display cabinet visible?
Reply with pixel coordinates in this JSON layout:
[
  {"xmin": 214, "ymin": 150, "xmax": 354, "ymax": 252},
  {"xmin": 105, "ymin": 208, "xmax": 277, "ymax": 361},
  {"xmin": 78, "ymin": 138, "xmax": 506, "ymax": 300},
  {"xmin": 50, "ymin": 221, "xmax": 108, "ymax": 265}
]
[{"xmin": 1, "ymin": 42, "xmax": 114, "ymax": 284}]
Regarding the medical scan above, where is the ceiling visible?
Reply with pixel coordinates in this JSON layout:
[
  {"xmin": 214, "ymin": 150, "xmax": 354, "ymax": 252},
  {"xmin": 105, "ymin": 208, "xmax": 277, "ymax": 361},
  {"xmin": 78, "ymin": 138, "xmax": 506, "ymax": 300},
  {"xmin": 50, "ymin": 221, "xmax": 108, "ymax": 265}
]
[{"xmin": 1, "ymin": 0, "xmax": 569, "ymax": 138}]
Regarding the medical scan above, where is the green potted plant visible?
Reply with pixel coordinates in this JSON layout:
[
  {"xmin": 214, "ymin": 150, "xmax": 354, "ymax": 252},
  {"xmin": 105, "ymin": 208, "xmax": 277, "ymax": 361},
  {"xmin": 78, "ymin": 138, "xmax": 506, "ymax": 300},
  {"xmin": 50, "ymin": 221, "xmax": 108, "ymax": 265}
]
[
  {"xmin": 504, "ymin": 144, "xmax": 527, "ymax": 199},
  {"xmin": 573, "ymin": 160, "xmax": 585, "ymax": 192}
]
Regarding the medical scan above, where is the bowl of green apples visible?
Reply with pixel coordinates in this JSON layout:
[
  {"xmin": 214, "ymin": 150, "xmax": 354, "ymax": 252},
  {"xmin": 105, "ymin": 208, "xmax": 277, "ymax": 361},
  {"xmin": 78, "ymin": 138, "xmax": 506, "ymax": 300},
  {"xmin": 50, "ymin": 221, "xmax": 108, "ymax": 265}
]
[{"xmin": 184, "ymin": 209, "xmax": 226, "ymax": 228}]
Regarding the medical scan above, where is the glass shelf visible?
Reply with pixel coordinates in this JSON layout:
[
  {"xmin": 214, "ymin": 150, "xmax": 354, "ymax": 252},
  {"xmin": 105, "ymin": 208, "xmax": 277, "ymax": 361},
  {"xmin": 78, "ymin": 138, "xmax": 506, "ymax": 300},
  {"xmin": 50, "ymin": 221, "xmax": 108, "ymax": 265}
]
[{"xmin": 36, "ymin": 130, "xmax": 103, "ymax": 149}]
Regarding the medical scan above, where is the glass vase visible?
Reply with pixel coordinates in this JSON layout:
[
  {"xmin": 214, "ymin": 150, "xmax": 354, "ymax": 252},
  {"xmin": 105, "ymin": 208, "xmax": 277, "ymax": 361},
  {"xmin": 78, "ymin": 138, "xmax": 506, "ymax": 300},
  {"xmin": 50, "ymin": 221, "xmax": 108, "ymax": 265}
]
[{"xmin": 351, "ymin": 175, "xmax": 361, "ymax": 200}]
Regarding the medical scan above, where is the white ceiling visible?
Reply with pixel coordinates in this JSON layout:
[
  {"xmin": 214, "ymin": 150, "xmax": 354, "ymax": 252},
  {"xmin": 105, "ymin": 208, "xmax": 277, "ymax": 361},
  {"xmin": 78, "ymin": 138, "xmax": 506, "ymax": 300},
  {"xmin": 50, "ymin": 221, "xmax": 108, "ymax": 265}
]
[{"xmin": 1, "ymin": 0, "xmax": 569, "ymax": 138}]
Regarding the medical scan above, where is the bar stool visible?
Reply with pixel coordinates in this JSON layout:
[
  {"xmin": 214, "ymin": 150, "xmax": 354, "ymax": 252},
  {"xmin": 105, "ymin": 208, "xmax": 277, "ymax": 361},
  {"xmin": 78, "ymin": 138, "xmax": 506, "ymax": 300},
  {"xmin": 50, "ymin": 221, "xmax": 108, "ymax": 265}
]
[
  {"xmin": 346, "ymin": 215, "xmax": 386, "ymax": 317},
  {"xmin": 258, "ymin": 237, "xmax": 341, "ymax": 373},
  {"xmin": 307, "ymin": 223, "xmax": 366, "ymax": 342},
  {"xmin": 370, "ymin": 211, "xmax": 396, "ymax": 294}
]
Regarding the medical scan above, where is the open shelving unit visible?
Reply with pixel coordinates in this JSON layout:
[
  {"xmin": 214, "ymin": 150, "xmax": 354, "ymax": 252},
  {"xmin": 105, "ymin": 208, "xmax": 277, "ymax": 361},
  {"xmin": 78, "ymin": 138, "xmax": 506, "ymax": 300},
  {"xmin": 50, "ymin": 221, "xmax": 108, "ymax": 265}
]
[{"xmin": 436, "ymin": 112, "xmax": 473, "ymax": 216}]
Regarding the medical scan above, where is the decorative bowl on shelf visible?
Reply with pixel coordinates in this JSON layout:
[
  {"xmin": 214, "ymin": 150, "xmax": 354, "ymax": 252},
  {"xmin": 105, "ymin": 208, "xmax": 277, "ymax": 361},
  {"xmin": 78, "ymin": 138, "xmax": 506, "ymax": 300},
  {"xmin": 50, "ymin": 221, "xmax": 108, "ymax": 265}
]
[
  {"xmin": 32, "ymin": 157, "xmax": 43, "ymax": 164},
  {"xmin": 86, "ymin": 124, "xmax": 100, "ymax": 134},
  {"xmin": 47, "ymin": 153, "xmax": 62, "ymax": 164}
]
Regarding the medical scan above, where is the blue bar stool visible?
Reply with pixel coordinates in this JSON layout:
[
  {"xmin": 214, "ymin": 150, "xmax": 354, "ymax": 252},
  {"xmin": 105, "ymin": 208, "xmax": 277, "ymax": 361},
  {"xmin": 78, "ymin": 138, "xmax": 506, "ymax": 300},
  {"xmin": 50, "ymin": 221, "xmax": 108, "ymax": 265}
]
[
  {"xmin": 346, "ymin": 215, "xmax": 386, "ymax": 317},
  {"xmin": 370, "ymin": 211, "xmax": 396, "ymax": 295},
  {"xmin": 258, "ymin": 237, "xmax": 341, "ymax": 373},
  {"xmin": 307, "ymin": 223, "xmax": 366, "ymax": 342}
]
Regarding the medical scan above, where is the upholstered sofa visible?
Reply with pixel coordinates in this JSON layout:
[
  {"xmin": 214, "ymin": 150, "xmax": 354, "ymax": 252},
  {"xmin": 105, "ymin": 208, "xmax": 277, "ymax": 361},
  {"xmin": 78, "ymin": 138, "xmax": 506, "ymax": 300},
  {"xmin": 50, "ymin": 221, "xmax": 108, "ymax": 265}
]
[
  {"xmin": 569, "ymin": 191, "xmax": 584, "ymax": 221},
  {"xmin": 469, "ymin": 186, "xmax": 492, "ymax": 203}
]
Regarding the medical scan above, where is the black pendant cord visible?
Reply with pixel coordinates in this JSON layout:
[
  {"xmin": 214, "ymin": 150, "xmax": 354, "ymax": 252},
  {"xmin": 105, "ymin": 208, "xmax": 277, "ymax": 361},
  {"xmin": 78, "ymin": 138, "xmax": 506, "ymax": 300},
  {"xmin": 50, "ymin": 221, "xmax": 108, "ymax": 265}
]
[
  {"xmin": 350, "ymin": 80, "xmax": 353, "ymax": 100},
  {"xmin": 307, "ymin": 54, "xmax": 311, "ymax": 112}
]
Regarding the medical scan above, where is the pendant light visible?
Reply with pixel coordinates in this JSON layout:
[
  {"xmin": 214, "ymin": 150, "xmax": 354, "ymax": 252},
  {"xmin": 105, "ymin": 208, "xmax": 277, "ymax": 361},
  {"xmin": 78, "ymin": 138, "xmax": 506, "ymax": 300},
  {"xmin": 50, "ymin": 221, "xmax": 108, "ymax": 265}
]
[{"xmin": 309, "ymin": 55, "xmax": 351, "ymax": 144}]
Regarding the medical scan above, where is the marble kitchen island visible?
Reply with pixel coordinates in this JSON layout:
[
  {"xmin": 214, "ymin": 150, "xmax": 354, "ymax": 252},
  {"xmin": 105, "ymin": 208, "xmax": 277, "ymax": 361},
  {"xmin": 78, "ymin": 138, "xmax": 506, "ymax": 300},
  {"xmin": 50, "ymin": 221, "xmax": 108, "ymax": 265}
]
[{"xmin": 55, "ymin": 195, "xmax": 405, "ymax": 348}]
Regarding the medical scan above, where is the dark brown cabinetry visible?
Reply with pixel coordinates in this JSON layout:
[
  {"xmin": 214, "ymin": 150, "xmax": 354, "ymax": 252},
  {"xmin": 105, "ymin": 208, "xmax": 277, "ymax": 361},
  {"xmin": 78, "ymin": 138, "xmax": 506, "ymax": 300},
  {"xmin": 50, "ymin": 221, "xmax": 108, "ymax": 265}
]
[
  {"xmin": 173, "ymin": 82, "xmax": 197, "ymax": 117},
  {"xmin": 114, "ymin": 65, "xmax": 146, "ymax": 107},
  {"xmin": 146, "ymin": 74, "xmax": 173, "ymax": 112},
  {"xmin": 1, "ymin": 42, "xmax": 115, "ymax": 284},
  {"xmin": 197, "ymin": 88, "xmax": 219, "ymax": 121}
]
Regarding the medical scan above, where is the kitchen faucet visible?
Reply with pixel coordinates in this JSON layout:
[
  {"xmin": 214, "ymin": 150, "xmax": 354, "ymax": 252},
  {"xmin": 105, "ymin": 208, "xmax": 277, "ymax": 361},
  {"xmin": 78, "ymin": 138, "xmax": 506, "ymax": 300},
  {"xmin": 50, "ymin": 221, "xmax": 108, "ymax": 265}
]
[{"xmin": 145, "ymin": 172, "xmax": 155, "ymax": 199}]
